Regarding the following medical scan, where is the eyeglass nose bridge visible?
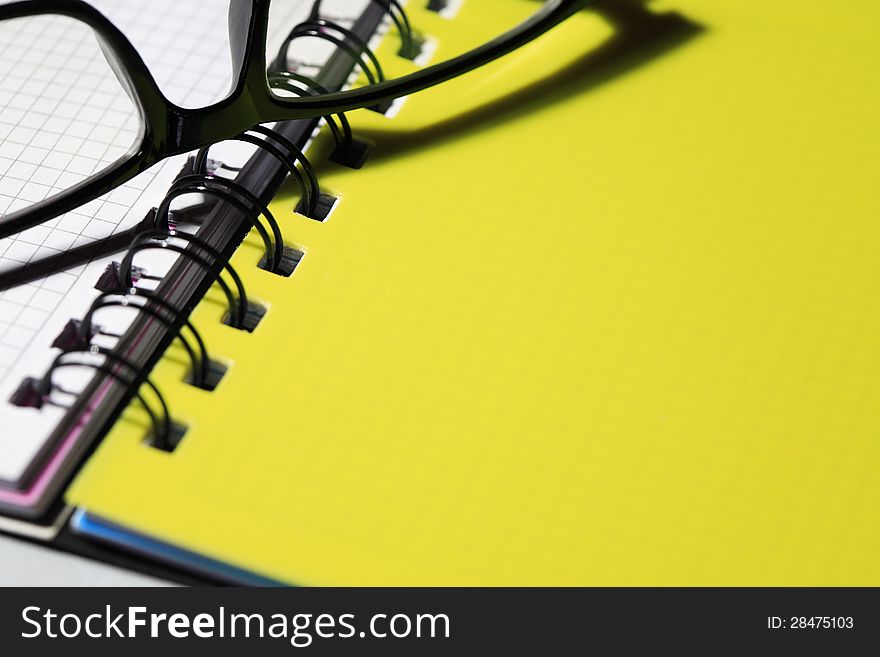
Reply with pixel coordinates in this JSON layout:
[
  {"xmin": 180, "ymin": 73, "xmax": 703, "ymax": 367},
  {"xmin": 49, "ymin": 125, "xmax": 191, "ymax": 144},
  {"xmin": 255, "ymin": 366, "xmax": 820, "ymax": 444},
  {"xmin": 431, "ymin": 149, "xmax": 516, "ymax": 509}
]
[{"xmin": 163, "ymin": 0, "xmax": 277, "ymax": 154}]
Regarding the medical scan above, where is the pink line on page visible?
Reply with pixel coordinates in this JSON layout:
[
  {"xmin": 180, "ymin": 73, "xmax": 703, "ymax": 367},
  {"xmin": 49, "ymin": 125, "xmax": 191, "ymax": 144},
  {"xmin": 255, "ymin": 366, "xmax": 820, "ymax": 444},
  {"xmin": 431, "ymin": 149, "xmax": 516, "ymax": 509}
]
[{"xmin": 0, "ymin": 378, "xmax": 113, "ymax": 507}]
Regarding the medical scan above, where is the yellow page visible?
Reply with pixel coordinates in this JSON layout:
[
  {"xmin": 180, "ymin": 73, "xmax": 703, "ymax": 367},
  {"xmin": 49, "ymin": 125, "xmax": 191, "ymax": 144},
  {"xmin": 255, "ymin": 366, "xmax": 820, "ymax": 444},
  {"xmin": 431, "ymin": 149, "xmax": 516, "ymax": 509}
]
[{"xmin": 68, "ymin": 0, "xmax": 880, "ymax": 585}]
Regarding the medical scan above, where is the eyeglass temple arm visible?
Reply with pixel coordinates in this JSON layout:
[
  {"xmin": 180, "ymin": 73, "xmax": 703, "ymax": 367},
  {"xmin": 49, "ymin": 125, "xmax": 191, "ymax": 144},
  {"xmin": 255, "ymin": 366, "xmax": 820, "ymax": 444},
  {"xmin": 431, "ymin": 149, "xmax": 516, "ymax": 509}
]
[{"xmin": 263, "ymin": 0, "xmax": 594, "ymax": 120}]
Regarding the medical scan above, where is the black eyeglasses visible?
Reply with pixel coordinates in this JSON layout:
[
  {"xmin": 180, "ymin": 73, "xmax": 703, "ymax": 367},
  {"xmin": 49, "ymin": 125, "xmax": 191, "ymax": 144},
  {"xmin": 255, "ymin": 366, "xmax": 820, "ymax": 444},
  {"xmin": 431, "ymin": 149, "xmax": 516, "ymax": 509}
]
[{"xmin": 0, "ymin": 0, "xmax": 590, "ymax": 239}]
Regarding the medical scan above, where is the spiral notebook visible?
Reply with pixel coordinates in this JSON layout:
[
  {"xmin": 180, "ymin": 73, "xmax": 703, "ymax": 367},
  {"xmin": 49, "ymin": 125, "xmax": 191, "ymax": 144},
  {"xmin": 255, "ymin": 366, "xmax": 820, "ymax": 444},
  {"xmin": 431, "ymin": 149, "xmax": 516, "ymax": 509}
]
[{"xmin": 54, "ymin": 0, "xmax": 880, "ymax": 585}]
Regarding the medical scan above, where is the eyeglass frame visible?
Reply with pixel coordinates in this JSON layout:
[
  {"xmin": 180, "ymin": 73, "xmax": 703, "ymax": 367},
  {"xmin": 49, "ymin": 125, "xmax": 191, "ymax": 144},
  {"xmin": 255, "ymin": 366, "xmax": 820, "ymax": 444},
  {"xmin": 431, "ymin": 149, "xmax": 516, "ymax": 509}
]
[{"xmin": 0, "ymin": 0, "xmax": 591, "ymax": 239}]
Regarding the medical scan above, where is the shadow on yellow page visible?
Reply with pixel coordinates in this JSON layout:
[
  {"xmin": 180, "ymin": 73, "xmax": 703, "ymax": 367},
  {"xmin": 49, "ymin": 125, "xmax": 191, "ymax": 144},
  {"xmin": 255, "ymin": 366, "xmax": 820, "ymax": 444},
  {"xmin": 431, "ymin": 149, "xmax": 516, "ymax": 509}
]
[{"xmin": 358, "ymin": 0, "xmax": 704, "ymax": 160}]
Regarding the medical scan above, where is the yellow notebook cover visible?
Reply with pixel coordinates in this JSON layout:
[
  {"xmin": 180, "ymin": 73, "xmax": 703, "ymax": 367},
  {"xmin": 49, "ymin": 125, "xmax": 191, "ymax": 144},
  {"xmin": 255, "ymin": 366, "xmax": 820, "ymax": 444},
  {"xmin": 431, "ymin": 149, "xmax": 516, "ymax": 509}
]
[{"xmin": 68, "ymin": 0, "xmax": 880, "ymax": 585}]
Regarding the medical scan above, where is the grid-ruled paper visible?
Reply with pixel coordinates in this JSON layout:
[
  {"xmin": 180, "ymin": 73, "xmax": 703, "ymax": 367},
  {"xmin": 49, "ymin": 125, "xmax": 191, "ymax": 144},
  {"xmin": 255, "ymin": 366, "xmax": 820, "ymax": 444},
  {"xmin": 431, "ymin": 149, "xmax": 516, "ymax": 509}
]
[
  {"xmin": 0, "ymin": 0, "xmax": 236, "ymax": 485},
  {"xmin": 0, "ymin": 0, "xmax": 366, "ymax": 487},
  {"xmin": 0, "ymin": 15, "xmax": 141, "ymax": 218}
]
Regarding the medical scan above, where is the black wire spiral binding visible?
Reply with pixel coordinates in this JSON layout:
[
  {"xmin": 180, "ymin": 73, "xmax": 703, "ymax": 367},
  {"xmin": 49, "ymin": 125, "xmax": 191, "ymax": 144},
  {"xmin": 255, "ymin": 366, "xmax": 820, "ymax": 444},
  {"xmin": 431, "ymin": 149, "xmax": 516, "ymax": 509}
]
[
  {"xmin": 269, "ymin": 71, "xmax": 353, "ymax": 147},
  {"xmin": 192, "ymin": 125, "xmax": 324, "ymax": 219},
  {"xmin": 158, "ymin": 175, "xmax": 284, "ymax": 273},
  {"xmin": 41, "ymin": 351, "xmax": 173, "ymax": 450},
  {"xmin": 276, "ymin": 1, "xmax": 414, "ymax": 115},
  {"xmin": 274, "ymin": 25, "xmax": 378, "ymax": 86},
  {"xmin": 265, "ymin": 70, "xmax": 371, "ymax": 168},
  {"xmin": 80, "ymin": 289, "xmax": 212, "ymax": 389},
  {"xmin": 288, "ymin": 18, "xmax": 386, "ymax": 85},
  {"xmin": 119, "ymin": 230, "xmax": 250, "ymax": 329},
  {"xmin": 9, "ymin": 0, "xmax": 422, "ymax": 450}
]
